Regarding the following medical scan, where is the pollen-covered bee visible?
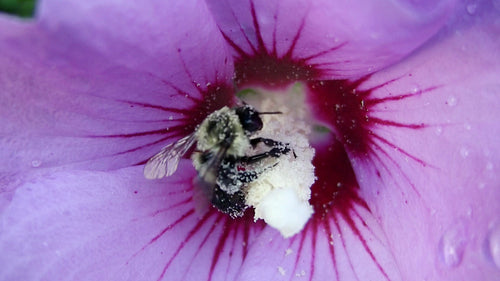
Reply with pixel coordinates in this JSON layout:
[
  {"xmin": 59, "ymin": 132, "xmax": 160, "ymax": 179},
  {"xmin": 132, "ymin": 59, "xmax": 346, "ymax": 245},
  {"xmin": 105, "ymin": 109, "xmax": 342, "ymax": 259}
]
[{"xmin": 144, "ymin": 104, "xmax": 292, "ymax": 218}]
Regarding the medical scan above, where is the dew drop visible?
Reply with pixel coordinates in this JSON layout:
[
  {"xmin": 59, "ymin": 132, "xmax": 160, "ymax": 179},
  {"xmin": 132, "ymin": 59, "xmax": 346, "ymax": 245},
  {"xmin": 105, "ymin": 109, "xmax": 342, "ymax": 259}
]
[
  {"xmin": 486, "ymin": 162, "xmax": 493, "ymax": 171},
  {"xmin": 466, "ymin": 3, "xmax": 477, "ymax": 14},
  {"xmin": 447, "ymin": 96, "xmax": 457, "ymax": 107},
  {"xmin": 438, "ymin": 222, "xmax": 467, "ymax": 267},
  {"xmin": 460, "ymin": 147, "xmax": 469, "ymax": 158},
  {"xmin": 31, "ymin": 160, "xmax": 42, "ymax": 168},
  {"xmin": 435, "ymin": 126, "xmax": 443, "ymax": 136},
  {"xmin": 466, "ymin": 206, "xmax": 472, "ymax": 217},
  {"xmin": 411, "ymin": 85, "xmax": 421, "ymax": 94},
  {"xmin": 487, "ymin": 223, "xmax": 500, "ymax": 269},
  {"xmin": 464, "ymin": 123, "xmax": 471, "ymax": 131}
]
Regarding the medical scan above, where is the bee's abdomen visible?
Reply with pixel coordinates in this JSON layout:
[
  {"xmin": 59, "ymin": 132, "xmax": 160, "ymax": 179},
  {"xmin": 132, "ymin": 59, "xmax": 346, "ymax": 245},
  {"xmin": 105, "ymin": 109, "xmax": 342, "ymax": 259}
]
[{"xmin": 211, "ymin": 185, "xmax": 247, "ymax": 218}]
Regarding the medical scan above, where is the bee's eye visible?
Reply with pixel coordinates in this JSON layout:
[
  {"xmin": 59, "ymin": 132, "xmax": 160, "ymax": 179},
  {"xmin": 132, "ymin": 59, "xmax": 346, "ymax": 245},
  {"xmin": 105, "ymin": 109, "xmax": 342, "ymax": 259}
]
[{"xmin": 236, "ymin": 106, "xmax": 263, "ymax": 133}]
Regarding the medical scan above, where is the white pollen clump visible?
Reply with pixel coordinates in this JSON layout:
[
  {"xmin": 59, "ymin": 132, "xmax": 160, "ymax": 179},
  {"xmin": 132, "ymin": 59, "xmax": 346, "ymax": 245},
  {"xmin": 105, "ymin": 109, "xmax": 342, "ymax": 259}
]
[
  {"xmin": 278, "ymin": 266, "xmax": 286, "ymax": 276},
  {"xmin": 254, "ymin": 188, "xmax": 312, "ymax": 238},
  {"xmin": 244, "ymin": 85, "xmax": 315, "ymax": 238}
]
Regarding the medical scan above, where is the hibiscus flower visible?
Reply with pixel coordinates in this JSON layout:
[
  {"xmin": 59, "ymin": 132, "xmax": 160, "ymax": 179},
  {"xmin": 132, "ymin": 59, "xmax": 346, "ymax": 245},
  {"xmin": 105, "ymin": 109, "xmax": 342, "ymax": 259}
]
[{"xmin": 1, "ymin": 0, "xmax": 499, "ymax": 280}]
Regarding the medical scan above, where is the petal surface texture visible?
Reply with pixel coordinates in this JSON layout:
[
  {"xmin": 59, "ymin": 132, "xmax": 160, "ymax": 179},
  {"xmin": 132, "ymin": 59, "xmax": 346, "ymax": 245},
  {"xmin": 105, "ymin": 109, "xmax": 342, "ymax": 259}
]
[
  {"xmin": 0, "ymin": 0, "xmax": 234, "ymax": 174},
  {"xmin": 343, "ymin": 7, "xmax": 500, "ymax": 281},
  {"xmin": 0, "ymin": 165, "xmax": 261, "ymax": 281},
  {"xmin": 1, "ymin": 1, "xmax": 499, "ymax": 281},
  {"xmin": 206, "ymin": 0, "xmax": 456, "ymax": 80}
]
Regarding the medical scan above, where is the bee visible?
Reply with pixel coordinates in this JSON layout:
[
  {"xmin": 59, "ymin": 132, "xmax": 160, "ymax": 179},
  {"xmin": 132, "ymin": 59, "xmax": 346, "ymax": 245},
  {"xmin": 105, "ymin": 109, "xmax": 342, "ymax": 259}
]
[{"xmin": 144, "ymin": 104, "xmax": 292, "ymax": 218}]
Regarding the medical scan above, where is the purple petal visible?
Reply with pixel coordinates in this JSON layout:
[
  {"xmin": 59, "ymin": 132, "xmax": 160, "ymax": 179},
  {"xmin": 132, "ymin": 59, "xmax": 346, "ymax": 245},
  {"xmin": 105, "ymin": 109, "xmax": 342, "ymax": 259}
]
[
  {"xmin": 236, "ymin": 205, "xmax": 402, "ymax": 280},
  {"xmin": 206, "ymin": 0, "xmax": 456, "ymax": 84},
  {"xmin": 37, "ymin": 0, "xmax": 233, "ymax": 79},
  {"xmin": 0, "ymin": 0, "xmax": 233, "ymax": 174},
  {"xmin": 230, "ymin": 4, "xmax": 499, "ymax": 281},
  {"xmin": 0, "ymin": 164, "xmax": 263, "ymax": 280},
  {"xmin": 336, "ymin": 8, "xmax": 500, "ymax": 280}
]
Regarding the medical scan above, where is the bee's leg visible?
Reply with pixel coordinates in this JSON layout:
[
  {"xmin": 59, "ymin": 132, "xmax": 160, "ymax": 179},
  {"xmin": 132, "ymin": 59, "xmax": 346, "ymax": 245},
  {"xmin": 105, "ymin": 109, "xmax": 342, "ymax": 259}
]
[
  {"xmin": 217, "ymin": 157, "xmax": 261, "ymax": 193},
  {"xmin": 243, "ymin": 137, "xmax": 294, "ymax": 164},
  {"xmin": 250, "ymin": 137, "xmax": 288, "ymax": 149},
  {"xmin": 233, "ymin": 163, "xmax": 278, "ymax": 184},
  {"xmin": 236, "ymin": 170, "xmax": 260, "ymax": 183},
  {"xmin": 250, "ymin": 137, "xmax": 295, "ymax": 156},
  {"xmin": 218, "ymin": 163, "xmax": 259, "ymax": 187},
  {"xmin": 239, "ymin": 149, "xmax": 288, "ymax": 164}
]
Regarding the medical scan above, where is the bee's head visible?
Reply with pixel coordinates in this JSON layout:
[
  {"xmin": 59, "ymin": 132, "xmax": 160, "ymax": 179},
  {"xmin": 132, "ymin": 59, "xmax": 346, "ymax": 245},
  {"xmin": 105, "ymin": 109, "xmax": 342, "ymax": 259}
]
[{"xmin": 235, "ymin": 105, "xmax": 263, "ymax": 133}]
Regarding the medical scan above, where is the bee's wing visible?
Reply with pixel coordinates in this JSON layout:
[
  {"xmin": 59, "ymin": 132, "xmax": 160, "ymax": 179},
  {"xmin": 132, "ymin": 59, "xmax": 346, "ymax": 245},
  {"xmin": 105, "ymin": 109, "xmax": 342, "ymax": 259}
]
[
  {"xmin": 196, "ymin": 145, "xmax": 228, "ymax": 185},
  {"xmin": 192, "ymin": 146, "xmax": 228, "ymax": 215},
  {"xmin": 143, "ymin": 133, "xmax": 197, "ymax": 179}
]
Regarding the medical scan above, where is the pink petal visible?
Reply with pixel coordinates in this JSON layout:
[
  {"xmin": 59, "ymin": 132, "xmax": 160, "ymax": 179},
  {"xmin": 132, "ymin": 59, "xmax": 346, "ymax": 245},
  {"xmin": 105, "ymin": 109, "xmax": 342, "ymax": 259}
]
[
  {"xmin": 0, "ymin": 164, "xmax": 263, "ymax": 280},
  {"xmin": 342, "ymin": 8, "xmax": 500, "ymax": 280},
  {"xmin": 206, "ymin": 0, "xmax": 456, "ymax": 82},
  {"xmin": 236, "ymin": 204, "xmax": 402, "ymax": 280},
  {"xmin": 0, "ymin": 0, "xmax": 233, "ymax": 174},
  {"xmin": 37, "ymin": 0, "xmax": 233, "ymax": 80},
  {"xmin": 232, "ymin": 5, "xmax": 500, "ymax": 281}
]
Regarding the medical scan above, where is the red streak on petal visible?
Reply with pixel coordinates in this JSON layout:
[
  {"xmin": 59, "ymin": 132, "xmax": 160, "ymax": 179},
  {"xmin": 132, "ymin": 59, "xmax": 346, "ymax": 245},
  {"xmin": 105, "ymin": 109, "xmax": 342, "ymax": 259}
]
[
  {"xmin": 127, "ymin": 3, "xmax": 443, "ymax": 278},
  {"xmin": 309, "ymin": 226, "xmax": 317, "ymax": 281},
  {"xmin": 157, "ymin": 210, "xmax": 211, "ymax": 281},
  {"xmin": 322, "ymin": 218, "xmax": 340, "ymax": 280},
  {"xmin": 221, "ymin": 0, "xmax": 345, "ymax": 87}
]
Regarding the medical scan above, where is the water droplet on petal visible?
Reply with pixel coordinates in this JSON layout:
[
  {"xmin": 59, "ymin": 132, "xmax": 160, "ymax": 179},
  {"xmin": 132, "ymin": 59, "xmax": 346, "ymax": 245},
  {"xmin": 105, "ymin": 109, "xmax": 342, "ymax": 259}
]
[
  {"xmin": 466, "ymin": 206, "xmax": 472, "ymax": 217},
  {"xmin": 486, "ymin": 162, "xmax": 493, "ymax": 171},
  {"xmin": 439, "ymin": 222, "xmax": 467, "ymax": 267},
  {"xmin": 460, "ymin": 147, "xmax": 470, "ymax": 158},
  {"xmin": 31, "ymin": 160, "xmax": 42, "ymax": 168},
  {"xmin": 487, "ymin": 223, "xmax": 500, "ymax": 269},
  {"xmin": 447, "ymin": 96, "xmax": 457, "ymax": 107},
  {"xmin": 466, "ymin": 3, "xmax": 477, "ymax": 14},
  {"xmin": 464, "ymin": 123, "xmax": 471, "ymax": 130},
  {"xmin": 435, "ymin": 126, "xmax": 443, "ymax": 136}
]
